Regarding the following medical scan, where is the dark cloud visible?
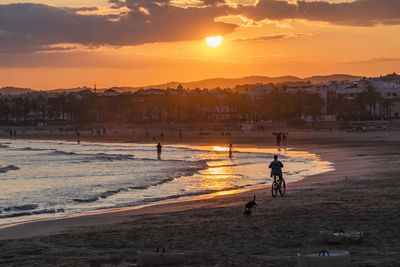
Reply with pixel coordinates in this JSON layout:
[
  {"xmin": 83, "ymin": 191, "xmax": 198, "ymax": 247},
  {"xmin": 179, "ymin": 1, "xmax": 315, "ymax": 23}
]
[
  {"xmin": 342, "ymin": 57, "xmax": 400, "ymax": 65},
  {"xmin": 0, "ymin": 0, "xmax": 399, "ymax": 54},
  {"xmin": 0, "ymin": 4, "xmax": 113, "ymax": 53},
  {"xmin": 231, "ymin": 33, "xmax": 311, "ymax": 42},
  {"xmin": 202, "ymin": 0, "xmax": 227, "ymax": 6},
  {"xmin": 239, "ymin": 0, "xmax": 400, "ymax": 26},
  {"xmin": 232, "ymin": 34, "xmax": 287, "ymax": 42},
  {"xmin": 0, "ymin": 2, "xmax": 235, "ymax": 53}
]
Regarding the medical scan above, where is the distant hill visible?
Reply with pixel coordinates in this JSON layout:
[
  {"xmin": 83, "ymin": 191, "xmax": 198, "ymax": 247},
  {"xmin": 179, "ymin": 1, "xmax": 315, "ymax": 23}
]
[
  {"xmin": 0, "ymin": 74, "xmax": 364, "ymax": 95},
  {"xmin": 141, "ymin": 76, "xmax": 303, "ymax": 90},
  {"xmin": 0, "ymin": 87, "xmax": 34, "ymax": 96},
  {"xmin": 305, "ymin": 74, "xmax": 363, "ymax": 84},
  {"xmin": 141, "ymin": 74, "xmax": 362, "ymax": 90}
]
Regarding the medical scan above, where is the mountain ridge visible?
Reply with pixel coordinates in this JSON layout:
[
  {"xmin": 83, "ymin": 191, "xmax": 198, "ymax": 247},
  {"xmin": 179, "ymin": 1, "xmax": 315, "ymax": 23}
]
[{"xmin": 0, "ymin": 74, "xmax": 363, "ymax": 95}]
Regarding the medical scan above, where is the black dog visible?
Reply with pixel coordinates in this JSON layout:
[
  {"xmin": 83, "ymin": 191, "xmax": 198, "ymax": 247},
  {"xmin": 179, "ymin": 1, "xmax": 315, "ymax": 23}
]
[{"xmin": 244, "ymin": 195, "xmax": 257, "ymax": 216}]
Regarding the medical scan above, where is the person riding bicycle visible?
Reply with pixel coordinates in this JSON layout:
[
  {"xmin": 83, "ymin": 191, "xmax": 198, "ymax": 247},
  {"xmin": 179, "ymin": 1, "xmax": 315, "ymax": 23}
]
[{"xmin": 269, "ymin": 155, "xmax": 284, "ymax": 182}]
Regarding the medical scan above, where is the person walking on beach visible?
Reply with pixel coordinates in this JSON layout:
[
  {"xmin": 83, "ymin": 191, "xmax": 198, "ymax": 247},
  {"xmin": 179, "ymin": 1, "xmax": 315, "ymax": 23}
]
[
  {"xmin": 76, "ymin": 131, "xmax": 80, "ymax": 144},
  {"xmin": 229, "ymin": 143, "xmax": 233, "ymax": 158},
  {"xmin": 276, "ymin": 132, "xmax": 282, "ymax": 146},
  {"xmin": 157, "ymin": 142, "xmax": 162, "ymax": 160},
  {"xmin": 269, "ymin": 155, "xmax": 284, "ymax": 182},
  {"xmin": 282, "ymin": 132, "xmax": 287, "ymax": 147}
]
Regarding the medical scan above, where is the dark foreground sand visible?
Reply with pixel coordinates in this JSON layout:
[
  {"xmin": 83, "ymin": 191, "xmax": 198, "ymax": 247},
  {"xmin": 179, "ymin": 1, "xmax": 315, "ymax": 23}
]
[{"xmin": 0, "ymin": 131, "xmax": 400, "ymax": 266}]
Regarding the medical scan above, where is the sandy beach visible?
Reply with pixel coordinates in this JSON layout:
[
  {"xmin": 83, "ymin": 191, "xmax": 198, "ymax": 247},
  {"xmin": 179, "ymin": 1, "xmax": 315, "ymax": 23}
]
[{"xmin": 0, "ymin": 129, "xmax": 400, "ymax": 266}]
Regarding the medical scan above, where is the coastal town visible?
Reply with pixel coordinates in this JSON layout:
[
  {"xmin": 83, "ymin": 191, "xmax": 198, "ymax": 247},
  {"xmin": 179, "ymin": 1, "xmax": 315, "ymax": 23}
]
[{"xmin": 1, "ymin": 73, "xmax": 399, "ymax": 131}]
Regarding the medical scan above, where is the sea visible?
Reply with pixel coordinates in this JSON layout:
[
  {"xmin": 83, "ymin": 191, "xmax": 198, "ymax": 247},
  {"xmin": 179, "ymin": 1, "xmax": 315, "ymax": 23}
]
[{"xmin": 0, "ymin": 139, "xmax": 333, "ymax": 226}]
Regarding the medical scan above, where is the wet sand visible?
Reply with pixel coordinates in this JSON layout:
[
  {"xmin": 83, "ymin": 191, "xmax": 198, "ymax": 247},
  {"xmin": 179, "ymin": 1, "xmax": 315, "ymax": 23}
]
[{"xmin": 0, "ymin": 130, "xmax": 400, "ymax": 266}]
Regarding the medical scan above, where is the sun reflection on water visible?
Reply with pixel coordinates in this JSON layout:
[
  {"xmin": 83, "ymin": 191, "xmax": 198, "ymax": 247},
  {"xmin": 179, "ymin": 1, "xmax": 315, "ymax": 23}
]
[{"xmin": 213, "ymin": 146, "xmax": 229, "ymax": 152}]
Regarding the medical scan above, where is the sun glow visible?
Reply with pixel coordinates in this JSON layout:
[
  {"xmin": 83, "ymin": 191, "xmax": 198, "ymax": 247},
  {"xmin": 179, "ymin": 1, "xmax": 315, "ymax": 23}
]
[
  {"xmin": 213, "ymin": 146, "xmax": 229, "ymax": 151},
  {"xmin": 206, "ymin": 36, "xmax": 223, "ymax": 47}
]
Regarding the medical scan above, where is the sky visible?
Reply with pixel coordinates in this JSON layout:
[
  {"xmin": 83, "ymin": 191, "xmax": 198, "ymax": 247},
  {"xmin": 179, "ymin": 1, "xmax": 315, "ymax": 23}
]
[{"xmin": 0, "ymin": 0, "xmax": 399, "ymax": 89}]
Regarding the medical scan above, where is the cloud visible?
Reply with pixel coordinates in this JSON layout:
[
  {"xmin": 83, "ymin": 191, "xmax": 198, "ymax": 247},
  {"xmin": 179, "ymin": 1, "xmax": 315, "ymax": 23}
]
[
  {"xmin": 0, "ymin": 2, "xmax": 235, "ymax": 53},
  {"xmin": 0, "ymin": 0, "xmax": 399, "ymax": 54},
  {"xmin": 231, "ymin": 32, "xmax": 312, "ymax": 42},
  {"xmin": 342, "ymin": 57, "xmax": 400, "ymax": 65},
  {"xmin": 232, "ymin": 34, "xmax": 287, "ymax": 41},
  {"xmin": 239, "ymin": 0, "xmax": 400, "ymax": 26}
]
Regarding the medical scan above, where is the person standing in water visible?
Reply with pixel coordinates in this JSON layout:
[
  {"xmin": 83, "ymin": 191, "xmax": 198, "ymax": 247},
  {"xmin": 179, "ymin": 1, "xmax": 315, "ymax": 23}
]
[
  {"xmin": 229, "ymin": 143, "xmax": 233, "ymax": 158},
  {"xmin": 76, "ymin": 131, "xmax": 80, "ymax": 144},
  {"xmin": 276, "ymin": 132, "xmax": 281, "ymax": 146},
  {"xmin": 282, "ymin": 132, "xmax": 287, "ymax": 147},
  {"xmin": 156, "ymin": 142, "xmax": 162, "ymax": 160}
]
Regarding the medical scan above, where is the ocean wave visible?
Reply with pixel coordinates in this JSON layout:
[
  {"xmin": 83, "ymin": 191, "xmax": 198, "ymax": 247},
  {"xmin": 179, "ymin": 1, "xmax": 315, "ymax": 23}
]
[
  {"xmin": 73, "ymin": 185, "xmax": 149, "ymax": 203},
  {"xmin": 12, "ymin": 147, "xmax": 56, "ymax": 152},
  {"xmin": 118, "ymin": 185, "xmax": 248, "ymax": 207},
  {"xmin": 2, "ymin": 204, "xmax": 38, "ymax": 212},
  {"xmin": 73, "ymin": 161, "xmax": 208, "ymax": 203},
  {"xmin": 48, "ymin": 151, "xmax": 134, "ymax": 162},
  {"xmin": 0, "ymin": 165, "xmax": 20, "ymax": 173},
  {"xmin": 85, "ymin": 153, "xmax": 134, "ymax": 162},
  {"xmin": 49, "ymin": 150, "xmax": 77, "ymax": 156},
  {"xmin": 0, "ymin": 208, "xmax": 65, "ymax": 219}
]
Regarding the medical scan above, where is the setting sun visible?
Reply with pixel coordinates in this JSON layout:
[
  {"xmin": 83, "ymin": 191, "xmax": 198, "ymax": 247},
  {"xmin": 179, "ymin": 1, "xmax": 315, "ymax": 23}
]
[{"xmin": 205, "ymin": 36, "xmax": 222, "ymax": 48}]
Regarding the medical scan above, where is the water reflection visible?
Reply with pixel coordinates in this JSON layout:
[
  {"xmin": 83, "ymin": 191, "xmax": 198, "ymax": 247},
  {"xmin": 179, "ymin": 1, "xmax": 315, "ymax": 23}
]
[{"xmin": 192, "ymin": 145, "xmax": 334, "ymax": 192}]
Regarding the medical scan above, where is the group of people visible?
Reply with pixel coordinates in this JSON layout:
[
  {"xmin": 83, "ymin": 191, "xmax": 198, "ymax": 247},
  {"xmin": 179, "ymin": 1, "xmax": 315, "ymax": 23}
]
[{"xmin": 9, "ymin": 129, "xmax": 16, "ymax": 139}]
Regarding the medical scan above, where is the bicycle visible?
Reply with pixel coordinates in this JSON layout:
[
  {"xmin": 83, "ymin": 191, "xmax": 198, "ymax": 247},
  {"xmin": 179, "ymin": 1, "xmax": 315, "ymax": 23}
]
[{"xmin": 271, "ymin": 175, "xmax": 286, "ymax": 198}]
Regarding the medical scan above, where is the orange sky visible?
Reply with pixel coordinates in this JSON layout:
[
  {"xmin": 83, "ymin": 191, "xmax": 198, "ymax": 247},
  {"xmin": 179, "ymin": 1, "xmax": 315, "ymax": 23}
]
[{"xmin": 0, "ymin": 0, "xmax": 399, "ymax": 89}]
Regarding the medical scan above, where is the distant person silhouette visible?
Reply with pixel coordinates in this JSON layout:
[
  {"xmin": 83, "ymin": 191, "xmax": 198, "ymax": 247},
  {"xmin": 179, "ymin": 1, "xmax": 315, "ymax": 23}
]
[
  {"xmin": 76, "ymin": 131, "xmax": 80, "ymax": 144},
  {"xmin": 282, "ymin": 132, "xmax": 287, "ymax": 147},
  {"xmin": 157, "ymin": 142, "xmax": 162, "ymax": 160},
  {"xmin": 276, "ymin": 132, "xmax": 281, "ymax": 146},
  {"xmin": 229, "ymin": 143, "xmax": 233, "ymax": 158}
]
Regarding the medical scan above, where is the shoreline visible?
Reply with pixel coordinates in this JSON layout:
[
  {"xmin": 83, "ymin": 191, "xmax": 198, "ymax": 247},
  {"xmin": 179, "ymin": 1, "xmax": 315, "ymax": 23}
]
[
  {"xmin": 0, "ymin": 138, "xmax": 334, "ymax": 239},
  {"xmin": 1, "ymin": 131, "xmax": 400, "ymax": 265}
]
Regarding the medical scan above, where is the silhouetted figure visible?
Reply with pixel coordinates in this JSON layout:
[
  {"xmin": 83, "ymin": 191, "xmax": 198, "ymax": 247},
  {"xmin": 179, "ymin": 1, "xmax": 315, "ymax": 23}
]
[
  {"xmin": 157, "ymin": 142, "xmax": 162, "ymax": 160},
  {"xmin": 160, "ymin": 132, "xmax": 164, "ymax": 141},
  {"xmin": 269, "ymin": 154, "xmax": 284, "ymax": 182},
  {"xmin": 179, "ymin": 129, "xmax": 182, "ymax": 140},
  {"xmin": 229, "ymin": 143, "xmax": 233, "ymax": 158},
  {"xmin": 282, "ymin": 132, "xmax": 287, "ymax": 147},
  {"xmin": 76, "ymin": 131, "xmax": 80, "ymax": 144},
  {"xmin": 276, "ymin": 132, "xmax": 281, "ymax": 146}
]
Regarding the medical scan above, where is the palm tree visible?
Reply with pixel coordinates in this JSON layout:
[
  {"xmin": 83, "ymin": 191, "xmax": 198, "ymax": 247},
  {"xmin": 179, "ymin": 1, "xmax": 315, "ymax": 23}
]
[{"xmin": 362, "ymin": 83, "xmax": 381, "ymax": 119}]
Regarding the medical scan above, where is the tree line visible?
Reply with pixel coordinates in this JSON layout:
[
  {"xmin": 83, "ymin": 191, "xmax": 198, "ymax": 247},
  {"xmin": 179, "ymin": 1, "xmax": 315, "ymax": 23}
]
[{"xmin": 0, "ymin": 85, "xmax": 395, "ymax": 127}]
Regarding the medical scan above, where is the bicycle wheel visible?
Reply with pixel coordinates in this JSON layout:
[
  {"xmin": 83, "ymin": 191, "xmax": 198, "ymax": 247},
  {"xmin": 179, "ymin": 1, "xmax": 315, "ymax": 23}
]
[
  {"xmin": 278, "ymin": 179, "xmax": 286, "ymax": 196},
  {"xmin": 271, "ymin": 181, "xmax": 278, "ymax": 198}
]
